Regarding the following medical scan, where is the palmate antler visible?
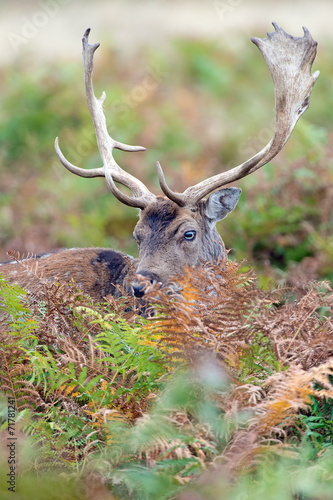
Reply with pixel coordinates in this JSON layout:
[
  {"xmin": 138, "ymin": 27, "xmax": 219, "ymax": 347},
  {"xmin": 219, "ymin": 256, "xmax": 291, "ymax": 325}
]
[
  {"xmin": 55, "ymin": 24, "xmax": 319, "ymax": 209},
  {"xmin": 159, "ymin": 23, "xmax": 320, "ymax": 206}
]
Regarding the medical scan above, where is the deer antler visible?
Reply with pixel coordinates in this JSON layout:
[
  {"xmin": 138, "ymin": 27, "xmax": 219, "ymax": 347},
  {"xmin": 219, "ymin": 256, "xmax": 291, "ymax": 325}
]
[
  {"xmin": 157, "ymin": 23, "xmax": 320, "ymax": 207},
  {"xmin": 55, "ymin": 28, "xmax": 156, "ymax": 209}
]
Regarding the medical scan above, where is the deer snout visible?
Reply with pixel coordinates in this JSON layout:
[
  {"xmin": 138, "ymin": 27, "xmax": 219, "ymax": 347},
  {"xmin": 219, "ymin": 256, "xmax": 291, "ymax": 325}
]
[
  {"xmin": 132, "ymin": 271, "xmax": 160, "ymax": 298},
  {"xmin": 132, "ymin": 280, "xmax": 146, "ymax": 298}
]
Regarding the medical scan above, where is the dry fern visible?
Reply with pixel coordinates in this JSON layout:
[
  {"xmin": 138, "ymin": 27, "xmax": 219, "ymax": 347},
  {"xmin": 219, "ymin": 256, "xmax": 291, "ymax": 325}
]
[
  {"xmin": 147, "ymin": 258, "xmax": 261, "ymax": 367},
  {"xmin": 254, "ymin": 359, "xmax": 333, "ymax": 436},
  {"xmin": 141, "ymin": 258, "xmax": 333, "ymax": 478},
  {"xmin": 220, "ymin": 359, "xmax": 333, "ymax": 476},
  {"xmin": 259, "ymin": 281, "xmax": 333, "ymax": 369},
  {"xmin": 147, "ymin": 259, "xmax": 333, "ymax": 373}
]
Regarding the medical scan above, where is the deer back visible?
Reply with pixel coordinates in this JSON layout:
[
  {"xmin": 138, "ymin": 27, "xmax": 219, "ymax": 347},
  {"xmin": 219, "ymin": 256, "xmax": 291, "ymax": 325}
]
[{"xmin": 0, "ymin": 249, "xmax": 135, "ymax": 300}]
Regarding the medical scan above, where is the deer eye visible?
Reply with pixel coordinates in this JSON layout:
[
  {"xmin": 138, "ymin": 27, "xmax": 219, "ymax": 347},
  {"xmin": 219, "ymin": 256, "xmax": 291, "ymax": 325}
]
[{"xmin": 184, "ymin": 230, "xmax": 196, "ymax": 241}]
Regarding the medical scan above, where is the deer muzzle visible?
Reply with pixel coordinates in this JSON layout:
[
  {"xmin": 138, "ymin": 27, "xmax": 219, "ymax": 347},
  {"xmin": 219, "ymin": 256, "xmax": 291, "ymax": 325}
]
[{"xmin": 131, "ymin": 271, "xmax": 161, "ymax": 298}]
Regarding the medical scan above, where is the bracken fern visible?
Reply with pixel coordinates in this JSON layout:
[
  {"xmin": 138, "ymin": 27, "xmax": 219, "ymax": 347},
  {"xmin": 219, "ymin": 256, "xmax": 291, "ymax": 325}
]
[{"xmin": 1, "ymin": 256, "xmax": 333, "ymax": 498}]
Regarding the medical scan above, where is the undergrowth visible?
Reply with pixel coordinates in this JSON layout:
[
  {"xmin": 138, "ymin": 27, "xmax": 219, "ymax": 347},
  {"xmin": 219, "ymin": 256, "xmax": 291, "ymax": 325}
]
[{"xmin": 1, "ymin": 258, "xmax": 333, "ymax": 499}]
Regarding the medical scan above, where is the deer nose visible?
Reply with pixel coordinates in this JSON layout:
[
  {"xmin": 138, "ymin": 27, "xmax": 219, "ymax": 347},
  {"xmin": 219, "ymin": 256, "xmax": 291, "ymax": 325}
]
[
  {"xmin": 132, "ymin": 280, "xmax": 147, "ymax": 298},
  {"xmin": 132, "ymin": 271, "xmax": 159, "ymax": 298}
]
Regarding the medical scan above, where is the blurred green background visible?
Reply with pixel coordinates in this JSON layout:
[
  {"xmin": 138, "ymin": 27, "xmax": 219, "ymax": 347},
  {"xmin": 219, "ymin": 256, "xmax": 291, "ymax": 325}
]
[{"xmin": 0, "ymin": 0, "xmax": 332, "ymax": 287}]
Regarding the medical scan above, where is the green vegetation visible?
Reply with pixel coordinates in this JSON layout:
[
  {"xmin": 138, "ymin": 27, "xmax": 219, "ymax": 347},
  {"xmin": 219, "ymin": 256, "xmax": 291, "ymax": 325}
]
[{"xmin": 1, "ymin": 259, "xmax": 333, "ymax": 499}]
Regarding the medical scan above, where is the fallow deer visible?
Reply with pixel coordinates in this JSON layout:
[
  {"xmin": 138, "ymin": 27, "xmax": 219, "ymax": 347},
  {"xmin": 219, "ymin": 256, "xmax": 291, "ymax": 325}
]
[{"xmin": 0, "ymin": 24, "xmax": 319, "ymax": 300}]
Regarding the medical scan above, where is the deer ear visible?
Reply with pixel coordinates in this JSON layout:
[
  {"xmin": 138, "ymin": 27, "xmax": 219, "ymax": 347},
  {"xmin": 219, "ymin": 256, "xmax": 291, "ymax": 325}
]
[{"xmin": 204, "ymin": 187, "xmax": 241, "ymax": 223}]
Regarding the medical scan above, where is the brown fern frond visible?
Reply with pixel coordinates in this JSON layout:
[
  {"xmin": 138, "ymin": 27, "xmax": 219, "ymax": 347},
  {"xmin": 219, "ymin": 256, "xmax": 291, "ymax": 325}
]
[
  {"xmin": 146, "ymin": 259, "xmax": 333, "ymax": 376},
  {"xmin": 253, "ymin": 359, "xmax": 333, "ymax": 437},
  {"xmin": 256, "ymin": 281, "xmax": 333, "ymax": 369},
  {"xmin": 146, "ymin": 258, "xmax": 262, "ymax": 367},
  {"xmin": 219, "ymin": 362, "xmax": 333, "ymax": 476},
  {"xmin": 0, "ymin": 335, "xmax": 45, "ymax": 411},
  {"xmin": 7, "ymin": 250, "xmax": 42, "ymax": 280},
  {"xmin": 57, "ymin": 335, "xmax": 109, "ymax": 379},
  {"xmin": 219, "ymin": 359, "xmax": 333, "ymax": 475},
  {"xmin": 5, "ymin": 250, "xmax": 101, "ymax": 348}
]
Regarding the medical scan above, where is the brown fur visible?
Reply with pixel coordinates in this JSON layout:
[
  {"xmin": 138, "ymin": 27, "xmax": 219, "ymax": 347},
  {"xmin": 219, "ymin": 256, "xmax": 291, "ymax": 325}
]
[{"xmin": 0, "ymin": 248, "xmax": 135, "ymax": 301}]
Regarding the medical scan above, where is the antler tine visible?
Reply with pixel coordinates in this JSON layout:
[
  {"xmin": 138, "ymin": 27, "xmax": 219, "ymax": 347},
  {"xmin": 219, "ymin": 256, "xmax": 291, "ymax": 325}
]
[
  {"xmin": 55, "ymin": 28, "xmax": 156, "ymax": 210},
  {"xmin": 161, "ymin": 23, "xmax": 319, "ymax": 207},
  {"xmin": 156, "ymin": 161, "xmax": 186, "ymax": 206},
  {"xmin": 55, "ymin": 137, "xmax": 105, "ymax": 177}
]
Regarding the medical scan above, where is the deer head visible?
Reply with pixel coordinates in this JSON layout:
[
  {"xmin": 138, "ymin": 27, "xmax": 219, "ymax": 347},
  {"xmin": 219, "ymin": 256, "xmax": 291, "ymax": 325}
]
[{"xmin": 55, "ymin": 24, "xmax": 319, "ymax": 297}]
